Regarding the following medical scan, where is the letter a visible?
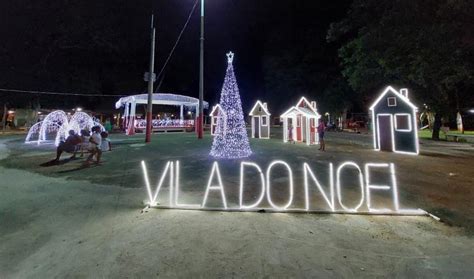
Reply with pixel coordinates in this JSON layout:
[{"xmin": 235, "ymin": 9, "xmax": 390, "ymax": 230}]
[{"xmin": 202, "ymin": 162, "xmax": 228, "ymax": 209}]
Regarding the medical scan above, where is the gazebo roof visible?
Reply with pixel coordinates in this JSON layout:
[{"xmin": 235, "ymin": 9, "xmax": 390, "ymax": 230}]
[{"xmin": 115, "ymin": 93, "xmax": 209, "ymax": 109}]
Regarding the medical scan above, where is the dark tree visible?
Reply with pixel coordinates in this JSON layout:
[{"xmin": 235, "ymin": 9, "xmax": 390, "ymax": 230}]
[
  {"xmin": 328, "ymin": 0, "xmax": 474, "ymax": 139},
  {"xmin": 261, "ymin": 1, "xmax": 354, "ymax": 115}
]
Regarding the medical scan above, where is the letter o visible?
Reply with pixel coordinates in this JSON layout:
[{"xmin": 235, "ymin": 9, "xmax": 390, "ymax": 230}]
[
  {"xmin": 266, "ymin": 161, "xmax": 294, "ymax": 210},
  {"xmin": 336, "ymin": 162, "xmax": 365, "ymax": 212}
]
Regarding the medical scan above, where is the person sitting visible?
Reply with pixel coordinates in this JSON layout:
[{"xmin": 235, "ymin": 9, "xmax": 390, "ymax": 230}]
[
  {"xmin": 86, "ymin": 126, "xmax": 102, "ymax": 164},
  {"xmin": 100, "ymin": 131, "xmax": 112, "ymax": 152},
  {"xmin": 53, "ymin": 130, "xmax": 82, "ymax": 162},
  {"xmin": 79, "ymin": 129, "xmax": 91, "ymax": 157}
]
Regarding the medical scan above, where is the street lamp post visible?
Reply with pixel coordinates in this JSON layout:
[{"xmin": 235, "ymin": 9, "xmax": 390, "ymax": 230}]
[{"xmin": 197, "ymin": 0, "xmax": 204, "ymax": 139}]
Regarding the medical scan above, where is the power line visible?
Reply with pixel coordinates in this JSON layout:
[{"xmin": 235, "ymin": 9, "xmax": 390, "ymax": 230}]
[
  {"xmin": 0, "ymin": 1, "xmax": 200, "ymax": 99},
  {"xmin": 0, "ymin": 88, "xmax": 126, "ymax": 97},
  {"xmin": 155, "ymin": 0, "xmax": 199, "ymax": 93}
]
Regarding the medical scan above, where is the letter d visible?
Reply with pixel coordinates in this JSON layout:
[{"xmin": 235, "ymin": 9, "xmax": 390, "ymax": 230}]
[{"xmin": 239, "ymin": 162, "xmax": 265, "ymax": 209}]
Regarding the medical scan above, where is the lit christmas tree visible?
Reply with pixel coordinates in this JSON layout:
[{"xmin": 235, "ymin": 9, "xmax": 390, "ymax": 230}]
[{"xmin": 210, "ymin": 52, "xmax": 252, "ymax": 159}]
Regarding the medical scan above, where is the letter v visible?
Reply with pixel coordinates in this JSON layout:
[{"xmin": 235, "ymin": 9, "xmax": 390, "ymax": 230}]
[{"xmin": 141, "ymin": 161, "xmax": 173, "ymax": 206}]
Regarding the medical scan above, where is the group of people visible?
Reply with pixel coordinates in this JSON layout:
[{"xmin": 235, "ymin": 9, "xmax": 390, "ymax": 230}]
[{"xmin": 54, "ymin": 125, "xmax": 111, "ymax": 165}]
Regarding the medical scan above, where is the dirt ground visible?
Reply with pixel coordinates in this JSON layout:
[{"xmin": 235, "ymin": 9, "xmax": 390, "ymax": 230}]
[{"xmin": 1, "ymin": 131, "xmax": 473, "ymax": 277}]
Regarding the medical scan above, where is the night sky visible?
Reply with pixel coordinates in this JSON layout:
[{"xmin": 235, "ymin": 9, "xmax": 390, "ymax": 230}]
[{"xmin": 0, "ymin": 0, "xmax": 351, "ymax": 113}]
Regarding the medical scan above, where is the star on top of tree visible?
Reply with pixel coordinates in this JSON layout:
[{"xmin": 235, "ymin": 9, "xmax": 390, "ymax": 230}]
[{"xmin": 226, "ymin": 51, "xmax": 234, "ymax": 64}]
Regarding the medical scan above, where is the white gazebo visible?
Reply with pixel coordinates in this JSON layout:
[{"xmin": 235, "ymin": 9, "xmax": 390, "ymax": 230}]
[{"xmin": 115, "ymin": 93, "xmax": 209, "ymax": 133}]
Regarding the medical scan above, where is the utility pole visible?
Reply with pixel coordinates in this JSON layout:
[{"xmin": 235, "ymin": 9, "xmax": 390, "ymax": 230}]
[
  {"xmin": 146, "ymin": 15, "xmax": 156, "ymax": 143},
  {"xmin": 197, "ymin": 0, "xmax": 204, "ymax": 139},
  {"xmin": 2, "ymin": 103, "xmax": 7, "ymax": 134}
]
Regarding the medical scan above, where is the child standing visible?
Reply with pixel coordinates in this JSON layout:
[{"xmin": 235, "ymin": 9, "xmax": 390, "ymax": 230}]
[
  {"xmin": 288, "ymin": 123, "xmax": 295, "ymax": 144},
  {"xmin": 86, "ymin": 126, "xmax": 102, "ymax": 164},
  {"xmin": 100, "ymin": 131, "xmax": 112, "ymax": 152},
  {"xmin": 317, "ymin": 119, "xmax": 326, "ymax": 151}
]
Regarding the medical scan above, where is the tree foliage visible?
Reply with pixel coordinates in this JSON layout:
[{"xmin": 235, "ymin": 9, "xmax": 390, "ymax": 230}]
[
  {"xmin": 328, "ymin": 0, "xmax": 474, "ymax": 115},
  {"xmin": 261, "ymin": 1, "xmax": 355, "ymax": 115}
]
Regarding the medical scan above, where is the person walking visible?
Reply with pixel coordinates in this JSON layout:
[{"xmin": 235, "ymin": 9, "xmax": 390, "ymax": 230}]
[
  {"xmin": 317, "ymin": 119, "xmax": 326, "ymax": 151},
  {"xmin": 288, "ymin": 123, "xmax": 295, "ymax": 144}
]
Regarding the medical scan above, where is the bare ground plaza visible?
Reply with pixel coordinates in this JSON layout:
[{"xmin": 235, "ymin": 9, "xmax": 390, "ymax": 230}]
[
  {"xmin": 1, "ymin": 0, "xmax": 473, "ymax": 277},
  {"xmin": 0, "ymin": 130, "xmax": 473, "ymax": 278}
]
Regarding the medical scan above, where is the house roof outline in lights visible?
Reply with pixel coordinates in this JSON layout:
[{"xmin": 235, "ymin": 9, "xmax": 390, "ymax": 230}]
[
  {"xmin": 369, "ymin": 86, "xmax": 417, "ymax": 111},
  {"xmin": 249, "ymin": 101, "xmax": 271, "ymax": 116}
]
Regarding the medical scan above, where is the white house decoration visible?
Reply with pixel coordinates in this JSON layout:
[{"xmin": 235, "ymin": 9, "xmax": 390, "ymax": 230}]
[
  {"xmin": 280, "ymin": 97, "xmax": 321, "ymax": 145},
  {"xmin": 249, "ymin": 101, "xmax": 271, "ymax": 139},
  {"xmin": 369, "ymin": 86, "xmax": 419, "ymax": 155},
  {"xmin": 210, "ymin": 104, "xmax": 226, "ymax": 136}
]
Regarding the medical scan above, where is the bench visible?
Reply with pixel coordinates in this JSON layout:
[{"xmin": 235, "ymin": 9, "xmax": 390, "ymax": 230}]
[{"xmin": 445, "ymin": 133, "xmax": 474, "ymax": 142}]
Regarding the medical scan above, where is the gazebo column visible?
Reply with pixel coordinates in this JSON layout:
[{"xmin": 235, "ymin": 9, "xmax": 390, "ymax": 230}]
[
  {"xmin": 180, "ymin": 105, "xmax": 184, "ymax": 121},
  {"xmin": 124, "ymin": 102, "xmax": 130, "ymax": 131},
  {"xmin": 130, "ymin": 101, "xmax": 136, "ymax": 118},
  {"xmin": 124, "ymin": 101, "xmax": 137, "ymax": 135}
]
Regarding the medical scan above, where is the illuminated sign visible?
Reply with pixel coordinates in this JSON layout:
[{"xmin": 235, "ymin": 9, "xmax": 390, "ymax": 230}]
[{"xmin": 141, "ymin": 160, "xmax": 425, "ymax": 215}]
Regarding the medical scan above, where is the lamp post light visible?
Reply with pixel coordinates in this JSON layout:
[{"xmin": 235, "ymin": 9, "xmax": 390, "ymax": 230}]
[{"xmin": 325, "ymin": 112, "xmax": 330, "ymax": 124}]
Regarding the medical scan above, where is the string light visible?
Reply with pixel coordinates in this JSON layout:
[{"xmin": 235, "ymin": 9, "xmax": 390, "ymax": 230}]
[
  {"xmin": 249, "ymin": 101, "xmax": 271, "ymax": 139},
  {"xmin": 141, "ymin": 161, "xmax": 174, "ymax": 207},
  {"xmin": 239, "ymin": 162, "xmax": 266, "ymax": 209},
  {"xmin": 303, "ymin": 163, "xmax": 335, "ymax": 211},
  {"xmin": 210, "ymin": 52, "xmax": 252, "ymax": 159},
  {"xmin": 280, "ymin": 97, "xmax": 320, "ymax": 145},
  {"xmin": 209, "ymin": 104, "xmax": 226, "ymax": 136},
  {"xmin": 266, "ymin": 161, "xmax": 294, "ymax": 210},
  {"xmin": 336, "ymin": 162, "xmax": 365, "ymax": 212},
  {"xmin": 25, "ymin": 110, "xmax": 104, "ymax": 146},
  {"xmin": 142, "ymin": 160, "xmax": 425, "ymax": 215},
  {"xmin": 35, "ymin": 110, "xmax": 68, "ymax": 145},
  {"xmin": 369, "ymin": 86, "xmax": 419, "ymax": 155},
  {"xmin": 55, "ymin": 112, "xmax": 105, "ymax": 146},
  {"xmin": 364, "ymin": 163, "xmax": 400, "ymax": 212},
  {"xmin": 202, "ymin": 162, "xmax": 228, "ymax": 209}
]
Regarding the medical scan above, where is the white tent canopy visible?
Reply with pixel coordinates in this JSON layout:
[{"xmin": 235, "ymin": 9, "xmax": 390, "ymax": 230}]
[
  {"xmin": 115, "ymin": 93, "xmax": 209, "ymax": 121},
  {"xmin": 115, "ymin": 93, "xmax": 209, "ymax": 110}
]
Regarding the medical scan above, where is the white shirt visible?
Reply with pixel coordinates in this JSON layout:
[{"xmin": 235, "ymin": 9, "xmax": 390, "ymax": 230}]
[
  {"xmin": 100, "ymin": 138, "xmax": 110, "ymax": 151},
  {"xmin": 81, "ymin": 136, "xmax": 90, "ymax": 149},
  {"xmin": 90, "ymin": 133, "xmax": 102, "ymax": 149}
]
